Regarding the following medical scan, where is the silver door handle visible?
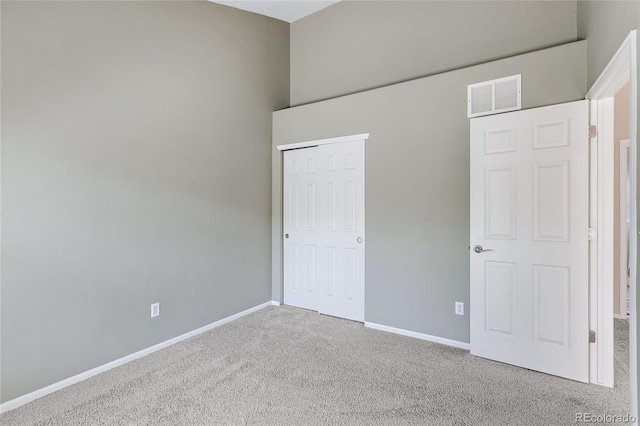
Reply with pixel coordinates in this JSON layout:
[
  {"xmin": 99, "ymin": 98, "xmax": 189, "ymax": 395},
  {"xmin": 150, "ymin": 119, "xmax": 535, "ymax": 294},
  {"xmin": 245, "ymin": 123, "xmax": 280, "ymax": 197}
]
[{"xmin": 472, "ymin": 245, "xmax": 493, "ymax": 253}]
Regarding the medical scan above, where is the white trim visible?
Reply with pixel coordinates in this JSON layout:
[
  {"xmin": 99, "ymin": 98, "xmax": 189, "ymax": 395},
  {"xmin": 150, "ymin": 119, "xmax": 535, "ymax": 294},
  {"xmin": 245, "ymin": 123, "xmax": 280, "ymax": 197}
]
[
  {"xmin": 587, "ymin": 31, "xmax": 635, "ymax": 99},
  {"xmin": 615, "ymin": 314, "xmax": 630, "ymax": 320},
  {"xmin": 0, "ymin": 301, "xmax": 278, "ymax": 414},
  {"xmin": 276, "ymin": 133, "xmax": 369, "ymax": 151},
  {"xmin": 365, "ymin": 322, "xmax": 470, "ymax": 350},
  {"xmin": 270, "ymin": 300, "xmax": 282, "ymax": 306}
]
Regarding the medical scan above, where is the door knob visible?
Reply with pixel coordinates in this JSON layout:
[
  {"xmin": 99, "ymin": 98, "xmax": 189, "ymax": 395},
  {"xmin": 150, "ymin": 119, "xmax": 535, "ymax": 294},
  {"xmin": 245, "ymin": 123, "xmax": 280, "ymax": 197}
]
[
  {"xmin": 472, "ymin": 245, "xmax": 493, "ymax": 253},
  {"xmin": 285, "ymin": 234, "xmax": 289, "ymax": 239},
  {"xmin": 357, "ymin": 237, "xmax": 363, "ymax": 243}
]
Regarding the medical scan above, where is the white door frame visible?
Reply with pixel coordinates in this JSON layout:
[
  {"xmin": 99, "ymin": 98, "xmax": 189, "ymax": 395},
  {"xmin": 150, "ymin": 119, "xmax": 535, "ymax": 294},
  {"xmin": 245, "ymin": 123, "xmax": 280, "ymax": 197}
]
[
  {"xmin": 586, "ymin": 28, "xmax": 637, "ymax": 406},
  {"xmin": 588, "ymin": 96, "xmax": 615, "ymax": 388}
]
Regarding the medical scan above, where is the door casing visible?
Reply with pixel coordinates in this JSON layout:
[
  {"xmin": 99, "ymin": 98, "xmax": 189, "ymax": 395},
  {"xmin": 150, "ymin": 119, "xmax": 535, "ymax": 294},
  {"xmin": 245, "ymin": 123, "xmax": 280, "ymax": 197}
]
[{"xmin": 586, "ymin": 30, "xmax": 637, "ymax": 393}]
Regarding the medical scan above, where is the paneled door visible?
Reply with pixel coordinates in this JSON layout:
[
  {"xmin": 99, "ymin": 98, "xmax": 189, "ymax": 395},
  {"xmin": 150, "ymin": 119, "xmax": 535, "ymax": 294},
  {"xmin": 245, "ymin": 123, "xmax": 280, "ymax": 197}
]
[
  {"xmin": 283, "ymin": 146, "xmax": 320, "ymax": 312},
  {"xmin": 470, "ymin": 101, "xmax": 589, "ymax": 382},
  {"xmin": 283, "ymin": 139, "xmax": 365, "ymax": 322},
  {"xmin": 317, "ymin": 140, "xmax": 365, "ymax": 322}
]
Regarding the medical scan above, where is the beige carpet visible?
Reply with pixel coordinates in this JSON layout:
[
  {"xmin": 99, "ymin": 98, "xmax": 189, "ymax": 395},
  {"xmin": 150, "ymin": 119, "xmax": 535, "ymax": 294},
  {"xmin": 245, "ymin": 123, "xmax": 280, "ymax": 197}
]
[{"xmin": 1, "ymin": 306, "xmax": 630, "ymax": 425}]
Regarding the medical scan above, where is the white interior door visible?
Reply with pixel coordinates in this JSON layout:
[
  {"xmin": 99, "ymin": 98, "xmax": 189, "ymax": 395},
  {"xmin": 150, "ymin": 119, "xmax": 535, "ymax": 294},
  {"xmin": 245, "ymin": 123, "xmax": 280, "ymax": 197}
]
[
  {"xmin": 317, "ymin": 140, "xmax": 365, "ymax": 321},
  {"xmin": 283, "ymin": 146, "xmax": 320, "ymax": 311},
  {"xmin": 470, "ymin": 100, "xmax": 589, "ymax": 383},
  {"xmin": 283, "ymin": 139, "xmax": 365, "ymax": 322}
]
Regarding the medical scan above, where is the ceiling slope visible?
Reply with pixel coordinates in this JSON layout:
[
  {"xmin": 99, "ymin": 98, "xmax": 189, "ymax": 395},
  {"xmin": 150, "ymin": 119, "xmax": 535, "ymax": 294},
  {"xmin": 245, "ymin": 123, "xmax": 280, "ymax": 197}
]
[{"xmin": 209, "ymin": 0, "xmax": 340, "ymax": 23}]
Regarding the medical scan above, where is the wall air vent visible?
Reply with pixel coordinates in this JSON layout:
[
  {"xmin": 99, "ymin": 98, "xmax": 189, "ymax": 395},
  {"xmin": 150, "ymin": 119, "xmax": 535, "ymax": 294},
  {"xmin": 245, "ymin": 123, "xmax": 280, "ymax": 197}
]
[{"xmin": 467, "ymin": 74, "xmax": 521, "ymax": 118}]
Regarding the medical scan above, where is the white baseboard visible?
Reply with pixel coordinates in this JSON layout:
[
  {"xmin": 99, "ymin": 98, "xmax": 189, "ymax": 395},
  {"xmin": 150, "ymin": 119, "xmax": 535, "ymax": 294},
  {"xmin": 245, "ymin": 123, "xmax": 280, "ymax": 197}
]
[
  {"xmin": 0, "ymin": 300, "xmax": 278, "ymax": 414},
  {"xmin": 614, "ymin": 313, "xmax": 630, "ymax": 320},
  {"xmin": 365, "ymin": 322, "xmax": 471, "ymax": 350},
  {"xmin": 270, "ymin": 300, "xmax": 282, "ymax": 306}
]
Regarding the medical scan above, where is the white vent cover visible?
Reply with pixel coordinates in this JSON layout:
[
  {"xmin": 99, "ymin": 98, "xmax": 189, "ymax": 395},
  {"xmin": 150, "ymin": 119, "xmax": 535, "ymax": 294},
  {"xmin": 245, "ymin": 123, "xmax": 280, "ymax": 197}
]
[{"xmin": 467, "ymin": 74, "xmax": 521, "ymax": 118}]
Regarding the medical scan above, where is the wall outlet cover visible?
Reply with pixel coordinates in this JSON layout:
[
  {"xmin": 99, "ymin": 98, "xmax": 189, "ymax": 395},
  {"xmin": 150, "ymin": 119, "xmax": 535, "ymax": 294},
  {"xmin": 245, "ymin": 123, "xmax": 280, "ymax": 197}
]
[
  {"xmin": 455, "ymin": 302, "xmax": 464, "ymax": 316},
  {"xmin": 151, "ymin": 303, "xmax": 160, "ymax": 318}
]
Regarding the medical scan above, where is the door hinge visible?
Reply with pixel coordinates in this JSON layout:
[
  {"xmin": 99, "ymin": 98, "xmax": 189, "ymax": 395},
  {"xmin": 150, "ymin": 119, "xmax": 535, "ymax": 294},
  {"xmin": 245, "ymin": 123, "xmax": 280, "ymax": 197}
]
[
  {"xmin": 589, "ymin": 330, "xmax": 596, "ymax": 343},
  {"xmin": 588, "ymin": 227, "xmax": 597, "ymax": 240},
  {"xmin": 589, "ymin": 125, "xmax": 597, "ymax": 138}
]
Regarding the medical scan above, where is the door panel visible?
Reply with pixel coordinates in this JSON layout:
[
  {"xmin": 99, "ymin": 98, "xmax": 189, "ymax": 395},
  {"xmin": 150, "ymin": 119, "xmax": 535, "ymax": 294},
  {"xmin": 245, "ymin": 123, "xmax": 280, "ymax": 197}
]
[
  {"xmin": 533, "ymin": 265, "xmax": 570, "ymax": 347},
  {"xmin": 470, "ymin": 100, "xmax": 589, "ymax": 383},
  {"xmin": 485, "ymin": 166, "xmax": 516, "ymax": 239},
  {"xmin": 485, "ymin": 261, "xmax": 516, "ymax": 336},
  {"xmin": 317, "ymin": 140, "xmax": 365, "ymax": 321},
  {"xmin": 533, "ymin": 162, "xmax": 569, "ymax": 241},
  {"xmin": 283, "ymin": 147, "xmax": 319, "ymax": 311},
  {"xmin": 283, "ymin": 140, "xmax": 365, "ymax": 322}
]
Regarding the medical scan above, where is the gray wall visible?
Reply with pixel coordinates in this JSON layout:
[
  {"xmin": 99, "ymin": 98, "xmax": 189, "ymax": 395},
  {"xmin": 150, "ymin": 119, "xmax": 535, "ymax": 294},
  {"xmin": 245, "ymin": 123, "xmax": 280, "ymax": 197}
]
[
  {"xmin": 290, "ymin": 0, "xmax": 578, "ymax": 106},
  {"xmin": 1, "ymin": 1, "xmax": 289, "ymax": 403},
  {"xmin": 577, "ymin": 0, "xmax": 640, "ymax": 417},
  {"xmin": 273, "ymin": 42, "xmax": 587, "ymax": 343},
  {"xmin": 577, "ymin": 0, "xmax": 640, "ymax": 88}
]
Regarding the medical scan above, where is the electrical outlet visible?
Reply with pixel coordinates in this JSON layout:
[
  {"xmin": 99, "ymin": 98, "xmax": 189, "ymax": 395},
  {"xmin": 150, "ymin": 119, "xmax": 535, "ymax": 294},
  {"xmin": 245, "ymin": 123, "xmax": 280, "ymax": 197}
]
[
  {"xmin": 455, "ymin": 302, "xmax": 464, "ymax": 316},
  {"xmin": 151, "ymin": 303, "xmax": 160, "ymax": 318}
]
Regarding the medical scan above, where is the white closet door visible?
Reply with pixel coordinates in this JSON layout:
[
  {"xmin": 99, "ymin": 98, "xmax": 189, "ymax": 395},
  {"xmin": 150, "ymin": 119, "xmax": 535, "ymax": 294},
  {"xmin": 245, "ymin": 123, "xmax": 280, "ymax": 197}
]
[
  {"xmin": 283, "ymin": 139, "xmax": 365, "ymax": 322},
  {"xmin": 317, "ymin": 140, "xmax": 365, "ymax": 322},
  {"xmin": 283, "ymin": 147, "xmax": 319, "ymax": 311}
]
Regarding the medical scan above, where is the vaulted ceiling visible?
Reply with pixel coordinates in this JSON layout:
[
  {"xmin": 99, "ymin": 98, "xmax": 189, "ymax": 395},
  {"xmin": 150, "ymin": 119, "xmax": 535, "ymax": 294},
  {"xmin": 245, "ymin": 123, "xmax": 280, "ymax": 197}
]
[{"xmin": 209, "ymin": 0, "xmax": 340, "ymax": 23}]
